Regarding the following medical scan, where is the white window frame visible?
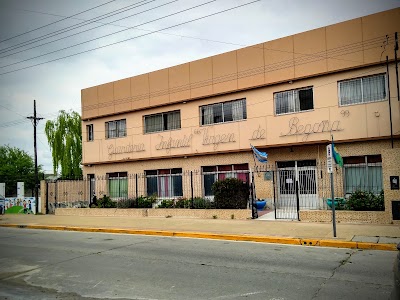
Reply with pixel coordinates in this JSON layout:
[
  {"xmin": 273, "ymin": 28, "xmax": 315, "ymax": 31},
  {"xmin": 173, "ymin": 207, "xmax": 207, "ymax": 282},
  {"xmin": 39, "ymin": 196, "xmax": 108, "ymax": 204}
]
[
  {"xmin": 200, "ymin": 98, "xmax": 247, "ymax": 126},
  {"xmin": 338, "ymin": 73, "xmax": 387, "ymax": 106},
  {"xmin": 105, "ymin": 119, "xmax": 126, "ymax": 139},
  {"xmin": 274, "ymin": 86, "xmax": 314, "ymax": 116},
  {"xmin": 144, "ymin": 110, "xmax": 181, "ymax": 134}
]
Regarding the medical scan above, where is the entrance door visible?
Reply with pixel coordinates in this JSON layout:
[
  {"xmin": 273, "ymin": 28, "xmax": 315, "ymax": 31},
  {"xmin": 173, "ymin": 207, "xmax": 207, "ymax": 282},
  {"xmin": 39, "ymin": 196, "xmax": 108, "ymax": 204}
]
[{"xmin": 276, "ymin": 160, "xmax": 318, "ymax": 219}]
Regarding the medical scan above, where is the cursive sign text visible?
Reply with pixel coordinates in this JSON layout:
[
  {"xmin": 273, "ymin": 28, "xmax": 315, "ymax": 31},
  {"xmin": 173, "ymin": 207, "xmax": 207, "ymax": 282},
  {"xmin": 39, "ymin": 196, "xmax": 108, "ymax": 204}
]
[
  {"xmin": 202, "ymin": 128, "xmax": 236, "ymax": 150},
  {"xmin": 108, "ymin": 143, "xmax": 145, "ymax": 159},
  {"xmin": 155, "ymin": 134, "xmax": 192, "ymax": 154},
  {"xmin": 280, "ymin": 117, "xmax": 343, "ymax": 141}
]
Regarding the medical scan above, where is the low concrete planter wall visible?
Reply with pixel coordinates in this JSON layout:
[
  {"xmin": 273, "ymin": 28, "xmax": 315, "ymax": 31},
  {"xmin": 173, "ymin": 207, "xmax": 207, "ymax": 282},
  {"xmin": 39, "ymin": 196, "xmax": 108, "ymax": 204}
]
[
  {"xmin": 147, "ymin": 208, "xmax": 250, "ymax": 220},
  {"xmin": 55, "ymin": 208, "xmax": 147, "ymax": 217},
  {"xmin": 55, "ymin": 208, "xmax": 251, "ymax": 220},
  {"xmin": 300, "ymin": 210, "xmax": 391, "ymax": 224}
]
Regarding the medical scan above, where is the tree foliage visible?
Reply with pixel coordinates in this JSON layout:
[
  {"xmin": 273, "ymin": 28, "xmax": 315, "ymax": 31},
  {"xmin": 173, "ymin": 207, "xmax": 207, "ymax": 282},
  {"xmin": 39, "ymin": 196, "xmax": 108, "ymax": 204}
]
[
  {"xmin": 45, "ymin": 110, "xmax": 82, "ymax": 179},
  {"xmin": 0, "ymin": 145, "xmax": 43, "ymax": 196}
]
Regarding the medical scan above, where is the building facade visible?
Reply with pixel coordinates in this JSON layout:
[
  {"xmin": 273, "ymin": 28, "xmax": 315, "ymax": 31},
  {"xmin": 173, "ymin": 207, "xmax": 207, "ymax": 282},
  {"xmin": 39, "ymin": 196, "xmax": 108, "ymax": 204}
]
[{"xmin": 81, "ymin": 8, "xmax": 400, "ymax": 222}]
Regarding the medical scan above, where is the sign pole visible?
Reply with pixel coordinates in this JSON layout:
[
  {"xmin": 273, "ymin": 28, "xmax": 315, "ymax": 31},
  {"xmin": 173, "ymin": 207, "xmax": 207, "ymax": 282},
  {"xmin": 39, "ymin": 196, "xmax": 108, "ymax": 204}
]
[{"xmin": 326, "ymin": 142, "xmax": 337, "ymax": 237}]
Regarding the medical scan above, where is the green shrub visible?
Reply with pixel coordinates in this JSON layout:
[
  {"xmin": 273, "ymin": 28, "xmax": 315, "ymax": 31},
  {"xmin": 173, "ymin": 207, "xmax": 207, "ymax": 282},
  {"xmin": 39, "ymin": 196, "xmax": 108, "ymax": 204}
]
[
  {"xmin": 117, "ymin": 198, "xmax": 135, "ymax": 208},
  {"xmin": 174, "ymin": 198, "xmax": 191, "ymax": 208},
  {"xmin": 212, "ymin": 178, "xmax": 249, "ymax": 209},
  {"xmin": 136, "ymin": 195, "xmax": 157, "ymax": 208},
  {"xmin": 192, "ymin": 197, "xmax": 214, "ymax": 209},
  {"xmin": 158, "ymin": 199, "xmax": 175, "ymax": 208},
  {"xmin": 96, "ymin": 195, "xmax": 117, "ymax": 208},
  {"xmin": 346, "ymin": 190, "xmax": 384, "ymax": 211}
]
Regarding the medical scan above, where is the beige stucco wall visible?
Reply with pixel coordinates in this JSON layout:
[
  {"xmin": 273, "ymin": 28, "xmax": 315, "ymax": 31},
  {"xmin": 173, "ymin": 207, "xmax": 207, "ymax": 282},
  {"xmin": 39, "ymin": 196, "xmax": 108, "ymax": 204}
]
[
  {"xmin": 82, "ymin": 64, "xmax": 400, "ymax": 166},
  {"xmin": 81, "ymin": 8, "xmax": 400, "ymax": 120}
]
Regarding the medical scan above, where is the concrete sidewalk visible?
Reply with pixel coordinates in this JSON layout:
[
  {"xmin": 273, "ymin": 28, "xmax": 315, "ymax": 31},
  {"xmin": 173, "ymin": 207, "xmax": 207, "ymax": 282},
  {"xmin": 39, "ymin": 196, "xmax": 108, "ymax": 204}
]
[{"xmin": 1, "ymin": 214, "xmax": 399, "ymax": 250}]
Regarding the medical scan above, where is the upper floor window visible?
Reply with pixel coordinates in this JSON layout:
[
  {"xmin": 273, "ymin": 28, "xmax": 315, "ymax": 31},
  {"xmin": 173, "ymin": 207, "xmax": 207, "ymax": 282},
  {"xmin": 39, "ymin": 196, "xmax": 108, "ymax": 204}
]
[
  {"xmin": 338, "ymin": 74, "xmax": 386, "ymax": 106},
  {"xmin": 274, "ymin": 87, "xmax": 313, "ymax": 115},
  {"xmin": 144, "ymin": 110, "xmax": 181, "ymax": 134},
  {"xmin": 86, "ymin": 124, "xmax": 93, "ymax": 141},
  {"xmin": 105, "ymin": 119, "xmax": 126, "ymax": 139},
  {"xmin": 201, "ymin": 99, "xmax": 246, "ymax": 125}
]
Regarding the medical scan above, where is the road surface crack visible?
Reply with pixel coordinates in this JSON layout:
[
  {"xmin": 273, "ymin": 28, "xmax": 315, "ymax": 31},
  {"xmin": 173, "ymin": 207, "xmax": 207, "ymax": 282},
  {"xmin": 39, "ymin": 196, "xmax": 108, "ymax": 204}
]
[{"xmin": 311, "ymin": 250, "xmax": 356, "ymax": 299}]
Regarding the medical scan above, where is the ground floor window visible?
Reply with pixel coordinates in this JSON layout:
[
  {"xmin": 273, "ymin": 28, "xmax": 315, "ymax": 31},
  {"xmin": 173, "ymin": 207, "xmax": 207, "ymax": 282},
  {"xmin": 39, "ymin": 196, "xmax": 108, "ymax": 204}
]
[
  {"xmin": 202, "ymin": 164, "xmax": 249, "ymax": 196},
  {"xmin": 145, "ymin": 168, "xmax": 183, "ymax": 198},
  {"xmin": 107, "ymin": 172, "xmax": 128, "ymax": 199},
  {"xmin": 343, "ymin": 155, "xmax": 382, "ymax": 195}
]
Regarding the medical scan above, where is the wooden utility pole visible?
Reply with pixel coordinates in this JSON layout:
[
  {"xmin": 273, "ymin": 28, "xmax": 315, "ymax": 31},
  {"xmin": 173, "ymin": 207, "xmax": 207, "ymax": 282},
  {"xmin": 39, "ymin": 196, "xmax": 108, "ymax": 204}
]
[{"xmin": 27, "ymin": 100, "xmax": 44, "ymax": 214}]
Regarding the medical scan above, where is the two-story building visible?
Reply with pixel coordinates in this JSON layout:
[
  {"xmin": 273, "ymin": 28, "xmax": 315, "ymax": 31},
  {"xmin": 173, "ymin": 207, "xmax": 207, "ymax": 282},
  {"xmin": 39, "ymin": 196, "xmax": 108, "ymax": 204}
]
[{"xmin": 81, "ymin": 8, "xmax": 400, "ymax": 222}]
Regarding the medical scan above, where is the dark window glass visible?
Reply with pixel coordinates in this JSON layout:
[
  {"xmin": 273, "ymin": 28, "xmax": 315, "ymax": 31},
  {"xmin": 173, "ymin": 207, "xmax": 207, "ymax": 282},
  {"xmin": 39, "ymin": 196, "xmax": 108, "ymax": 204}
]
[{"xmin": 299, "ymin": 88, "xmax": 313, "ymax": 111}]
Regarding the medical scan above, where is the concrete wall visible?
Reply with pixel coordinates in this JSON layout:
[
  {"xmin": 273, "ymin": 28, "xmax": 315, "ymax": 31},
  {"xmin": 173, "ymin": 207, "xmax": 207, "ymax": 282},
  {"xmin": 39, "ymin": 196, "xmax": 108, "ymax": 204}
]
[
  {"xmin": 55, "ymin": 208, "xmax": 251, "ymax": 220},
  {"xmin": 300, "ymin": 210, "xmax": 390, "ymax": 224}
]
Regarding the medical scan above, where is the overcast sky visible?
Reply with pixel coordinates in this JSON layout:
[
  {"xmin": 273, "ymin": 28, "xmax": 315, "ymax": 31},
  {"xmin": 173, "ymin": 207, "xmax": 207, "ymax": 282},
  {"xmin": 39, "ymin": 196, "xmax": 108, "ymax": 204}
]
[{"xmin": 0, "ymin": 0, "xmax": 399, "ymax": 174}]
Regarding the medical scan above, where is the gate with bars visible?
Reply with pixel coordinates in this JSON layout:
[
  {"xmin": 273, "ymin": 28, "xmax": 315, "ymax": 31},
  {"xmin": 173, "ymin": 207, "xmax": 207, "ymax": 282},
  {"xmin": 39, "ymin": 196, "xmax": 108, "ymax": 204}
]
[{"xmin": 252, "ymin": 160, "xmax": 333, "ymax": 220}]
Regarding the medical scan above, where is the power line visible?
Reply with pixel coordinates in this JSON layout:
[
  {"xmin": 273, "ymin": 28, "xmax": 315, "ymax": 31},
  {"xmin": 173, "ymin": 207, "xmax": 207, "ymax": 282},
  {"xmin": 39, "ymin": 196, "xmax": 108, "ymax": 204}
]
[
  {"xmin": 0, "ymin": 32, "xmax": 390, "ymax": 129},
  {"xmin": 7, "ymin": 6, "xmax": 249, "ymax": 50},
  {"xmin": 0, "ymin": 0, "xmax": 179, "ymax": 61},
  {"xmin": 0, "ymin": 0, "xmax": 261, "ymax": 76},
  {"xmin": 0, "ymin": 0, "xmax": 158, "ymax": 55},
  {"xmin": 0, "ymin": 103, "xmax": 27, "ymax": 117},
  {"xmin": 0, "ymin": 0, "xmax": 215, "ymax": 68},
  {"xmin": 0, "ymin": 0, "xmax": 117, "ymax": 44}
]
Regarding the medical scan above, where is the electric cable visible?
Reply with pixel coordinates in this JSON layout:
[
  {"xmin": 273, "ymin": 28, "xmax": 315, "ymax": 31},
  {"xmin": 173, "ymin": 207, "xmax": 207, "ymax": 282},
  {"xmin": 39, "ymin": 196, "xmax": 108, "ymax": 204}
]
[
  {"xmin": 0, "ymin": 0, "xmax": 157, "ymax": 54},
  {"xmin": 0, "ymin": 0, "xmax": 261, "ymax": 76},
  {"xmin": 0, "ymin": 0, "xmax": 117, "ymax": 44},
  {"xmin": 0, "ymin": 0, "xmax": 176, "ymax": 60}
]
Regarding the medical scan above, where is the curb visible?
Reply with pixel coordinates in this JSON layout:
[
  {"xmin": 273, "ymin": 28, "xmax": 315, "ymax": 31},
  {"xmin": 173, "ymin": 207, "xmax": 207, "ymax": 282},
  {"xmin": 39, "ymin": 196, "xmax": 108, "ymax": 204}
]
[{"xmin": 0, "ymin": 224, "xmax": 397, "ymax": 251}]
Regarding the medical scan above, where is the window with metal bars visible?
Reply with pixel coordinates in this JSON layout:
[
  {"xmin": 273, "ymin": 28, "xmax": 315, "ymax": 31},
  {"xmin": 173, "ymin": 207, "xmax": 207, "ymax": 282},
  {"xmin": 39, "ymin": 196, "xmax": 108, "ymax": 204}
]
[
  {"xmin": 338, "ymin": 74, "xmax": 386, "ymax": 106},
  {"xmin": 200, "ymin": 99, "xmax": 247, "ymax": 125},
  {"xmin": 144, "ymin": 110, "xmax": 181, "ymax": 134},
  {"xmin": 274, "ymin": 87, "xmax": 313, "ymax": 115},
  {"xmin": 105, "ymin": 119, "xmax": 126, "ymax": 139}
]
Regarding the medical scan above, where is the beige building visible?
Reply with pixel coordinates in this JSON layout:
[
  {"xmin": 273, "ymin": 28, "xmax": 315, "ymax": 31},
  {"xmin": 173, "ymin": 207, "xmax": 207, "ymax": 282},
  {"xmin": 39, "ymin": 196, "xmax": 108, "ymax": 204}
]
[{"xmin": 81, "ymin": 8, "xmax": 400, "ymax": 222}]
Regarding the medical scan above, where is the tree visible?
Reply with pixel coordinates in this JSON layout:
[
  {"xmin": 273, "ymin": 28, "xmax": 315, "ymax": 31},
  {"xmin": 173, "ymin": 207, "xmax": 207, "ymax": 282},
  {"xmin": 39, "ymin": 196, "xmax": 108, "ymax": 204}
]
[
  {"xmin": 0, "ymin": 145, "xmax": 43, "ymax": 197},
  {"xmin": 45, "ymin": 110, "xmax": 82, "ymax": 179}
]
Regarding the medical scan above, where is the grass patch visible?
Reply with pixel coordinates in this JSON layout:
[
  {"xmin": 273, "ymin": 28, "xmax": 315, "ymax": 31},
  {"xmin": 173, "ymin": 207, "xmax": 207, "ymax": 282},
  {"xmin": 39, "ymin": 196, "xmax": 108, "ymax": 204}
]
[{"xmin": 5, "ymin": 206, "xmax": 24, "ymax": 214}]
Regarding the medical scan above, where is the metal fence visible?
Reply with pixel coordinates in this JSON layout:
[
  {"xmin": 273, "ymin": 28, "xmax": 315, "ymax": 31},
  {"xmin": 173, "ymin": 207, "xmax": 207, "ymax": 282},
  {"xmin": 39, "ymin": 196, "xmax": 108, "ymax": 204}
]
[{"xmin": 45, "ymin": 160, "xmax": 384, "ymax": 219}]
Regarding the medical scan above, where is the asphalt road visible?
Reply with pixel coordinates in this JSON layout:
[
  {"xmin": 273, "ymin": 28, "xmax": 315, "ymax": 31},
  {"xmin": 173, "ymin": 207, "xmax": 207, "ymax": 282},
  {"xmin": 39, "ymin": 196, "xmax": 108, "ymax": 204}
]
[{"xmin": 0, "ymin": 227, "xmax": 396, "ymax": 300}]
